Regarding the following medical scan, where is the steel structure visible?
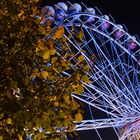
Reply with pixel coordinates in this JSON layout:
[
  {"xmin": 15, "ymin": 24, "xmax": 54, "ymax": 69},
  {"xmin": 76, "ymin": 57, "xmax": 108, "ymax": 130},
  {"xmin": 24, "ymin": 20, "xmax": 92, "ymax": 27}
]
[{"xmin": 40, "ymin": 2, "xmax": 140, "ymax": 140}]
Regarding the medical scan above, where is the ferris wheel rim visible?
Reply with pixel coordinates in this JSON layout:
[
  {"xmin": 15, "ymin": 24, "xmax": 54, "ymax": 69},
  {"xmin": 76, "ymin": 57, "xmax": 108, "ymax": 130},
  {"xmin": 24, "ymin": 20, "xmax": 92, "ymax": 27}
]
[
  {"xmin": 40, "ymin": 3, "xmax": 140, "ymax": 139},
  {"xmin": 49, "ymin": 12, "xmax": 140, "ymax": 47},
  {"xmin": 64, "ymin": 23, "xmax": 139, "ymax": 64},
  {"xmin": 46, "ymin": 12, "xmax": 140, "ymax": 67}
]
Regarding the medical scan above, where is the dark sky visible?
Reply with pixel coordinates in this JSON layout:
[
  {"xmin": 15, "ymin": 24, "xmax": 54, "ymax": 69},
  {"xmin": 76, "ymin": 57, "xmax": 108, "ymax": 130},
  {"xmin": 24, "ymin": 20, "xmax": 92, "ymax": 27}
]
[
  {"xmin": 40, "ymin": 0, "xmax": 140, "ymax": 139},
  {"xmin": 80, "ymin": 0, "xmax": 140, "ymax": 36}
]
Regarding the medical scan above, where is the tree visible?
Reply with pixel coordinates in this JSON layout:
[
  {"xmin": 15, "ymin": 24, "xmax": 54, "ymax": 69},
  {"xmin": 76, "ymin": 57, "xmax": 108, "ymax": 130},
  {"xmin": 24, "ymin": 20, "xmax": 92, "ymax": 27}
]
[{"xmin": 0, "ymin": 0, "xmax": 91, "ymax": 139}]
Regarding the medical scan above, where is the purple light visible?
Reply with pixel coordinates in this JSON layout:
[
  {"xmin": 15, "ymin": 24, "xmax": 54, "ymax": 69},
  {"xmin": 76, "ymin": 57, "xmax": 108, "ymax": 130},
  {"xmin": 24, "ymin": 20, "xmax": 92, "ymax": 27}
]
[
  {"xmin": 56, "ymin": 9, "xmax": 66, "ymax": 21},
  {"xmin": 84, "ymin": 16, "xmax": 95, "ymax": 24},
  {"xmin": 101, "ymin": 22, "xmax": 110, "ymax": 30},
  {"xmin": 113, "ymin": 30, "xmax": 123, "ymax": 39},
  {"xmin": 127, "ymin": 40, "xmax": 137, "ymax": 50}
]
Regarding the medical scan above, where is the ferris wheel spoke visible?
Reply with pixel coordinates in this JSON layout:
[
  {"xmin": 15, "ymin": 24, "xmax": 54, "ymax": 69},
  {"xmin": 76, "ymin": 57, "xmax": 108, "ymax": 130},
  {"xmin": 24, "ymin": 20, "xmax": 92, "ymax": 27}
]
[
  {"xmin": 84, "ymin": 80, "xmax": 138, "ymax": 116},
  {"xmin": 82, "ymin": 27, "xmax": 140, "ymax": 108},
  {"xmin": 93, "ymin": 62, "xmax": 139, "ymax": 89},
  {"xmin": 95, "ymin": 63, "xmax": 140, "ymax": 110},
  {"xmin": 84, "ymin": 66, "xmax": 140, "ymax": 115},
  {"xmin": 74, "ymin": 117, "xmax": 137, "ymax": 131},
  {"xmin": 106, "ymin": 42, "xmax": 140, "ymax": 103},
  {"xmin": 94, "ymin": 65, "xmax": 140, "ymax": 112},
  {"xmin": 82, "ymin": 83, "xmax": 140, "ymax": 116},
  {"xmin": 72, "ymin": 93, "xmax": 120, "ymax": 118},
  {"xmin": 83, "ymin": 25, "xmax": 139, "ymax": 63},
  {"xmin": 88, "ymin": 104, "xmax": 104, "ymax": 140}
]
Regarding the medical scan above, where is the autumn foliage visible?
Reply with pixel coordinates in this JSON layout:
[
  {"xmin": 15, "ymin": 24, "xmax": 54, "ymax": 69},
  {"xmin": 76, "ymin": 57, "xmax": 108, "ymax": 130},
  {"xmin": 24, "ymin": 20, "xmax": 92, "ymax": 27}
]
[{"xmin": 0, "ymin": 0, "xmax": 91, "ymax": 139}]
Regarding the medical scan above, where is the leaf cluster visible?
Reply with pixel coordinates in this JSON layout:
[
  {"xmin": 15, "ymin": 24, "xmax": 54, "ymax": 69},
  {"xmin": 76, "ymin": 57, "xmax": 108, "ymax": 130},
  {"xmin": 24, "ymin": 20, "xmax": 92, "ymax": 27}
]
[{"xmin": 0, "ymin": 1, "xmax": 91, "ymax": 139}]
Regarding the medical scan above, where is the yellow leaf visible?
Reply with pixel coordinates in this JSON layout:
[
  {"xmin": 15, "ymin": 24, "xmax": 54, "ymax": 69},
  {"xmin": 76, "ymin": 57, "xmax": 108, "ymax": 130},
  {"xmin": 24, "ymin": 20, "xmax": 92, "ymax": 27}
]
[
  {"xmin": 75, "ymin": 84, "xmax": 84, "ymax": 94},
  {"xmin": 50, "ymin": 96, "xmax": 57, "ymax": 101},
  {"xmin": 46, "ymin": 19, "xmax": 52, "ymax": 26},
  {"xmin": 6, "ymin": 118, "xmax": 12, "ymax": 124},
  {"xmin": 32, "ymin": 69, "xmax": 39, "ymax": 77},
  {"xmin": 84, "ymin": 65, "xmax": 90, "ymax": 72},
  {"xmin": 49, "ymin": 49, "xmax": 56, "ymax": 55},
  {"xmin": 71, "ymin": 99, "xmax": 78, "ymax": 110},
  {"xmin": 41, "ymin": 71, "xmax": 48, "ymax": 79},
  {"xmin": 69, "ymin": 124, "xmax": 75, "ymax": 132},
  {"xmin": 39, "ymin": 26, "xmax": 49, "ymax": 35},
  {"xmin": 63, "ymin": 95, "xmax": 70, "ymax": 104},
  {"xmin": 78, "ymin": 30, "xmax": 84, "ymax": 41},
  {"xmin": 36, "ymin": 46, "xmax": 45, "ymax": 52},
  {"xmin": 18, "ymin": 135, "xmax": 23, "ymax": 140},
  {"xmin": 42, "ymin": 28, "xmax": 47, "ymax": 35},
  {"xmin": 0, "ymin": 136, "xmax": 3, "ymax": 140},
  {"xmin": 47, "ymin": 39, "xmax": 54, "ymax": 48},
  {"xmin": 36, "ymin": 40, "xmax": 46, "ymax": 52},
  {"xmin": 35, "ymin": 47, "xmax": 40, "ymax": 54},
  {"xmin": 75, "ymin": 112, "xmax": 83, "ymax": 122},
  {"xmin": 42, "ymin": 51, "xmax": 50, "ymax": 60},
  {"xmin": 72, "ymin": 82, "xmax": 79, "ymax": 89},
  {"xmin": 81, "ymin": 75, "xmax": 90, "ymax": 83},
  {"xmin": 76, "ymin": 73, "xmax": 81, "ymax": 81},
  {"xmin": 78, "ymin": 55, "xmax": 85, "ymax": 63},
  {"xmin": 34, "ymin": 96, "xmax": 38, "ymax": 99},
  {"xmin": 18, "ymin": 10, "xmax": 24, "ymax": 18},
  {"xmin": 54, "ymin": 138, "xmax": 61, "ymax": 140},
  {"xmin": 59, "ymin": 110, "xmax": 65, "ymax": 118},
  {"xmin": 53, "ymin": 101, "xmax": 59, "ymax": 107},
  {"xmin": 45, "ymin": 26, "xmax": 51, "ymax": 35},
  {"xmin": 53, "ymin": 26, "xmax": 65, "ymax": 39},
  {"xmin": 61, "ymin": 37, "xmax": 67, "ymax": 42},
  {"xmin": 61, "ymin": 60, "xmax": 69, "ymax": 68},
  {"xmin": 51, "ymin": 56, "xmax": 58, "ymax": 64}
]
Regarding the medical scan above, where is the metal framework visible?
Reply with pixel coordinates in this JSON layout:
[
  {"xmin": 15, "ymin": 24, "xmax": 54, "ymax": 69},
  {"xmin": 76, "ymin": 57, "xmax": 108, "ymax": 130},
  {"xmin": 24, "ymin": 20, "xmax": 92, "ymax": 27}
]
[{"xmin": 40, "ymin": 2, "xmax": 140, "ymax": 140}]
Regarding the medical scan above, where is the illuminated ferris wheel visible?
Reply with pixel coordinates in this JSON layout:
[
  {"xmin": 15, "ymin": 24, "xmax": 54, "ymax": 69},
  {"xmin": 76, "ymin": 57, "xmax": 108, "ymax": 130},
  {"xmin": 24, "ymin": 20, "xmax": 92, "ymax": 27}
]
[{"xmin": 40, "ymin": 2, "xmax": 140, "ymax": 140}]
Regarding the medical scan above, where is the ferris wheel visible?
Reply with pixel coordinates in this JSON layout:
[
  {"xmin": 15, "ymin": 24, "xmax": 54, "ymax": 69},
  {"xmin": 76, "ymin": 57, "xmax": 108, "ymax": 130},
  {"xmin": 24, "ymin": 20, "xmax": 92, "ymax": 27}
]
[{"xmin": 40, "ymin": 2, "xmax": 140, "ymax": 140}]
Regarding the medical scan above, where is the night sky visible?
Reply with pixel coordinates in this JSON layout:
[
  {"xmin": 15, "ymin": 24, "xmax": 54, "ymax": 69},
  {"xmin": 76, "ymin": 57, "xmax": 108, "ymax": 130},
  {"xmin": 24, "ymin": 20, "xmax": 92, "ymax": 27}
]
[{"xmin": 40, "ymin": 0, "xmax": 140, "ymax": 139}]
